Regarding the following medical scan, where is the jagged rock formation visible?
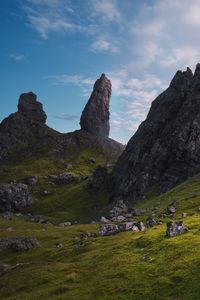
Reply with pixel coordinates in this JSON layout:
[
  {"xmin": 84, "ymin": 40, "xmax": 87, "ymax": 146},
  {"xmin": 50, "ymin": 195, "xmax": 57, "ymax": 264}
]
[
  {"xmin": 111, "ymin": 64, "xmax": 200, "ymax": 200},
  {"xmin": 80, "ymin": 74, "xmax": 111, "ymax": 137},
  {"xmin": 0, "ymin": 76, "xmax": 123, "ymax": 165},
  {"xmin": 0, "ymin": 92, "xmax": 48, "ymax": 161}
]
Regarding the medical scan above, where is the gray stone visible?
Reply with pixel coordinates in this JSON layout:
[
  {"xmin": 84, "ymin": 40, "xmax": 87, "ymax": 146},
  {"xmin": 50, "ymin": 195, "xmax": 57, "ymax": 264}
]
[
  {"xmin": 0, "ymin": 183, "xmax": 32, "ymax": 212},
  {"xmin": 0, "ymin": 237, "xmax": 39, "ymax": 251},
  {"xmin": 99, "ymin": 224, "xmax": 119, "ymax": 236},
  {"xmin": 146, "ymin": 217, "xmax": 157, "ymax": 228},
  {"xmin": 24, "ymin": 176, "xmax": 38, "ymax": 185},
  {"xmin": 59, "ymin": 222, "xmax": 71, "ymax": 227},
  {"xmin": 167, "ymin": 206, "xmax": 176, "ymax": 214},
  {"xmin": 166, "ymin": 221, "xmax": 188, "ymax": 237},
  {"xmin": 100, "ymin": 216, "xmax": 110, "ymax": 223}
]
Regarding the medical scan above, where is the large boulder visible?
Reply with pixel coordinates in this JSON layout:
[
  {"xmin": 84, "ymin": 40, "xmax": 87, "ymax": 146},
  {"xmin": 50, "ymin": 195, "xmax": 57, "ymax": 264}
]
[
  {"xmin": 0, "ymin": 183, "xmax": 32, "ymax": 212},
  {"xmin": 111, "ymin": 64, "xmax": 200, "ymax": 200},
  {"xmin": 0, "ymin": 237, "xmax": 39, "ymax": 251},
  {"xmin": 166, "ymin": 221, "xmax": 188, "ymax": 237},
  {"xmin": 80, "ymin": 74, "xmax": 111, "ymax": 137}
]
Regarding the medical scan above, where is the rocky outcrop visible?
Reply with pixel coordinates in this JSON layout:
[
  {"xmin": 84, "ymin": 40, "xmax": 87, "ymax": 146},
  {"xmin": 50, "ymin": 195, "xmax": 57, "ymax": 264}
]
[
  {"xmin": 80, "ymin": 74, "xmax": 111, "ymax": 137},
  {"xmin": 111, "ymin": 64, "xmax": 200, "ymax": 200},
  {"xmin": 0, "ymin": 183, "xmax": 32, "ymax": 212},
  {"xmin": 0, "ymin": 92, "xmax": 48, "ymax": 161},
  {"xmin": 0, "ymin": 237, "xmax": 39, "ymax": 251},
  {"xmin": 99, "ymin": 221, "xmax": 145, "ymax": 236}
]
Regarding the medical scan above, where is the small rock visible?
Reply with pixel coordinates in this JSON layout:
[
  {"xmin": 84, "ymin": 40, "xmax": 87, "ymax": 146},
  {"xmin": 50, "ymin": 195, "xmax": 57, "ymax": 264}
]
[
  {"xmin": 182, "ymin": 212, "xmax": 187, "ymax": 218},
  {"xmin": 64, "ymin": 162, "xmax": 73, "ymax": 169},
  {"xmin": 99, "ymin": 224, "xmax": 119, "ymax": 236},
  {"xmin": 146, "ymin": 217, "xmax": 157, "ymax": 228},
  {"xmin": 166, "ymin": 221, "xmax": 188, "ymax": 237},
  {"xmin": 24, "ymin": 176, "xmax": 38, "ymax": 185},
  {"xmin": 111, "ymin": 215, "xmax": 126, "ymax": 222},
  {"xmin": 53, "ymin": 243, "xmax": 63, "ymax": 249},
  {"xmin": 132, "ymin": 225, "xmax": 140, "ymax": 232},
  {"xmin": 80, "ymin": 232, "xmax": 97, "ymax": 239},
  {"xmin": 167, "ymin": 206, "xmax": 176, "ymax": 214},
  {"xmin": 59, "ymin": 222, "xmax": 71, "ymax": 227},
  {"xmin": 137, "ymin": 221, "xmax": 145, "ymax": 231},
  {"xmin": 100, "ymin": 216, "xmax": 110, "ymax": 223},
  {"xmin": 41, "ymin": 190, "xmax": 51, "ymax": 196}
]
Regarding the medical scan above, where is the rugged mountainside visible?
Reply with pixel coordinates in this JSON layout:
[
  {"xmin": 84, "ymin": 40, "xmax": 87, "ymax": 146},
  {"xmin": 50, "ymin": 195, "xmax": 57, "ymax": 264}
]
[
  {"xmin": 111, "ymin": 64, "xmax": 200, "ymax": 200},
  {"xmin": 0, "ymin": 74, "xmax": 123, "ymax": 165},
  {"xmin": 80, "ymin": 73, "xmax": 111, "ymax": 137}
]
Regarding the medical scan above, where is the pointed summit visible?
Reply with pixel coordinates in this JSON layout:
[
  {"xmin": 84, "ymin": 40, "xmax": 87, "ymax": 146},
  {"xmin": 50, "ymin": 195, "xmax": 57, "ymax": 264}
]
[{"xmin": 80, "ymin": 74, "xmax": 111, "ymax": 137}]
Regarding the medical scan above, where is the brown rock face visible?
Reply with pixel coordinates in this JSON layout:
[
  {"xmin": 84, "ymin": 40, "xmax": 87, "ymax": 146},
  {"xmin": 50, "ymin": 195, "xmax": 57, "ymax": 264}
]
[
  {"xmin": 80, "ymin": 74, "xmax": 111, "ymax": 137},
  {"xmin": 111, "ymin": 64, "xmax": 200, "ymax": 200}
]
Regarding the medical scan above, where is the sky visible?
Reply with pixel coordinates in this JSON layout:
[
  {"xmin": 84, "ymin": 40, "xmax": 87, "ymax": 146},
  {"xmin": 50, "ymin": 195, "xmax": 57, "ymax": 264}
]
[{"xmin": 1, "ymin": 0, "xmax": 200, "ymax": 144}]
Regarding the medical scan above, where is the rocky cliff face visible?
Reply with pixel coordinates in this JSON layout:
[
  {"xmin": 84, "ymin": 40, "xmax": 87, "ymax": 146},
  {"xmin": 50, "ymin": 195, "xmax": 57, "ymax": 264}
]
[
  {"xmin": 80, "ymin": 74, "xmax": 111, "ymax": 137},
  {"xmin": 111, "ymin": 64, "xmax": 200, "ymax": 200},
  {"xmin": 0, "ymin": 92, "xmax": 48, "ymax": 161}
]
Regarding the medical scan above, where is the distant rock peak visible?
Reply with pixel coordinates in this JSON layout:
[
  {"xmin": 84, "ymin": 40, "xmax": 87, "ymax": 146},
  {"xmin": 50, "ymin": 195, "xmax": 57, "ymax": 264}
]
[
  {"xmin": 80, "ymin": 73, "xmax": 111, "ymax": 137},
  {"xmin": 18, "ymin": 92, "xmax": 47, "ymax": 124}
]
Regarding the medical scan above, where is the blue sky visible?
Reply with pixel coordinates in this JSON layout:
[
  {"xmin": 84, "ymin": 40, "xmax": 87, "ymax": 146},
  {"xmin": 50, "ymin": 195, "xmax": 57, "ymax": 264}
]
[{"xmin": 1, "ymin": 0, "xmax": 200, "ymax": 144}]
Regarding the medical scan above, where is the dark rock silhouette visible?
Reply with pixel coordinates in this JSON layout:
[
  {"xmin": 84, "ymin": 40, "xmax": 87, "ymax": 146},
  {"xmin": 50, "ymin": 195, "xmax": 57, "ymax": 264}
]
[
  {"xmin": 0, "ymin": 92, "xmax": 48, "ymax": 161},
  {"xmin": 0, "ymin": 76, "xmax": 123, "ymax": 164},
  {"xmin": 80, "ymin": 74, "xmax": 111, "ymax": 137},
  {"xmin": 111, "ymin": 64, "xmax": 200, "ymax": 200}
]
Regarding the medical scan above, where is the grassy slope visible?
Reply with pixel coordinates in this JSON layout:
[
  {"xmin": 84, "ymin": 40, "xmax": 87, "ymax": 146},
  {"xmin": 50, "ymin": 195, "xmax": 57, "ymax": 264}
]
[{"xmin": 1, "ymin": 175, "xmax": 200, "ymax": 299}]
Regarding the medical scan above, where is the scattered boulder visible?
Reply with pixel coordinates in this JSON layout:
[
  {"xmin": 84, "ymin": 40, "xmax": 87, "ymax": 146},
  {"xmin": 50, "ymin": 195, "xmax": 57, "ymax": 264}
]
[
  {"xmin": 146, "ymin": 217, "xmax": 157, "ymax": 228},
  {"xmin": 80, "ymin": 232, "xmax": 97, "ymax": 239},
  {"xmin": 59, "ymin": 222, "xmax": 72, "ymax": 227},
  {"xmin": 64, "ymin": 162, "xmax": 73, "ymax": 169},
  {"xmin": 0, "ymin": 237, "xmax": 39, "ymax": 251},
  {"xmin": 166, "ymin": 221, "xmax": 188, "ymax": 237},
  {"xmin": 24, "ymin": 176, "xmax": 38, "ymax": 185},
  {"xmin": 0, "ymin": 183, "xmax": 32, "ymax": 212},
  {"xmin": 99, "ymin": 224, "xmax": 120, "ymax": 236},
  {"xmin": 167, "ymin": 206, "xmax": 176, "ymax": 214},
  {"xmin": 40, "ymin": 190, "xmax": 51, "ymax": 196},
  {"xmin": 99, "ymin": 221, "xmax": 145, "ymax": 236},
  {"xmin": 100, "ymin": 216, "xmax": 110, "ymax": 223},
  {"xmin": 109, "ymin": 200, "xmax": 128, "ymax": 218},
  {"xmin": 111, "ymin": 215, "xmax": 126, "ymax": 222},
  {"xmin": 132, "ymin": 208, "xmax": 147, "ymax": 216},
  {"xmin": 50, "ymin": 172, "xmax": 86, "ymax": 185}
]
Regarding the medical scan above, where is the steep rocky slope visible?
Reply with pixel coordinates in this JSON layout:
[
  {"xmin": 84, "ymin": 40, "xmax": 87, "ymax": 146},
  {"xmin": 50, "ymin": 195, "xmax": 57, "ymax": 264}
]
[{"xmin": 111, "ymin": 64, "xmax": 200, "ymax": 200}]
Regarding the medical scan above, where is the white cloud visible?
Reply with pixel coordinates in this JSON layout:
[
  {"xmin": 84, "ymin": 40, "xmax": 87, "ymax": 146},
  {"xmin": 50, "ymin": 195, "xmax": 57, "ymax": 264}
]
[
  {"xmin": 91, "ymin": 38, "xmax": 119, "ymax": 53},
  {"xmin": 91, "ymin": 0, "xmax": 122, "ymax": 23},
  {"xmin": 7, "ymin": 53, "xmax": 26, "ymax": 61}
]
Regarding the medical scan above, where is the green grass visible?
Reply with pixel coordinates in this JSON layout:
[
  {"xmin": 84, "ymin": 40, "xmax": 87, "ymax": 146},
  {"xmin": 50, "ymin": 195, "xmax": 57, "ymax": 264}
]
[
  {"xmin": 1, "ymin": 145, "xmax": 200, "ymax": 299},
  {"xmin": 1, "ymin": 212, "xmax": 200, "ymax": 300}
]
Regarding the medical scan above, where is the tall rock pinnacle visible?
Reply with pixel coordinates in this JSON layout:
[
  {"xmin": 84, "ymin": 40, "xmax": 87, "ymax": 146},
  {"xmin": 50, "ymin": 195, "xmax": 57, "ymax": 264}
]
[
  {"xmin": 111, "ymin": 64, "xmax": 200, "ymax": 200},
  {"xmin": 80, "ymin": 74, "xmax": 111, "ymax": 137}
]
